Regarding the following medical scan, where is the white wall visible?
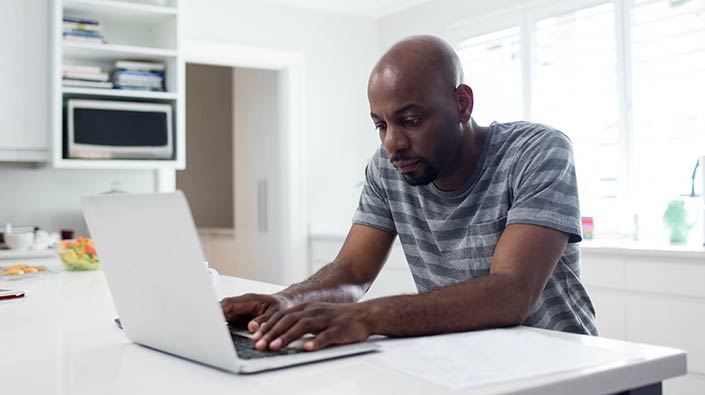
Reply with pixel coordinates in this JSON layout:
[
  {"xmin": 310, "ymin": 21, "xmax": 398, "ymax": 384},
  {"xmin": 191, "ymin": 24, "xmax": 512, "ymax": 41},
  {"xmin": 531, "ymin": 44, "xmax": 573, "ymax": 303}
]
[
  {"xmin": 181, "ymin": 0, "xmax": 383, "ymax": 236},
  {"xmin": 378, "ymin": 0, "xmax": 525, "ymax": 46},
  {"xmin": 0, "ymin": 162, "xmax": 156, "ymax": 236}
]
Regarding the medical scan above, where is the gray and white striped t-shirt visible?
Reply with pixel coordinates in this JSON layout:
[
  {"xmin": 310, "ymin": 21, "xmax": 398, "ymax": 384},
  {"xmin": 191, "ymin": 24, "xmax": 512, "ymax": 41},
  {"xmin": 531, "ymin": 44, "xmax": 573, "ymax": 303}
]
[{"xmin": 353, "ymin": 121, "xmax": 597, "ymax": 335}]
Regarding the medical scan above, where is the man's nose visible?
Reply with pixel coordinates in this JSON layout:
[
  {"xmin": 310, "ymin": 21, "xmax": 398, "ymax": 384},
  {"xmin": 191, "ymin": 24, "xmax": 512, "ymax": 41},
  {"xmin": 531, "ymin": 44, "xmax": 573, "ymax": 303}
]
[{"xmin": 382, "ymin": 124, "xmax": 410, "ymax": 156}]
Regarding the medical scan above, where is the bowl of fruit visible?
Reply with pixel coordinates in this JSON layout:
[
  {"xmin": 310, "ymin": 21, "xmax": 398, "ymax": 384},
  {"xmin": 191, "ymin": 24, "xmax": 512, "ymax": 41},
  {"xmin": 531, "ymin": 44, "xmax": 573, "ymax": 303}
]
[{"xmin": 56, "ymin": 237, "xmax": 100, "ymax": 271}]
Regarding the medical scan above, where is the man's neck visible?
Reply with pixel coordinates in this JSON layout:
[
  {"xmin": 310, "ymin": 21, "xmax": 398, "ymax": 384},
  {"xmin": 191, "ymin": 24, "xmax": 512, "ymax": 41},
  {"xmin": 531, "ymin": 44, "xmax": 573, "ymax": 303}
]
[{"xmin": 433, "ymin": 120, "xmax": 488, "ymax": 192}]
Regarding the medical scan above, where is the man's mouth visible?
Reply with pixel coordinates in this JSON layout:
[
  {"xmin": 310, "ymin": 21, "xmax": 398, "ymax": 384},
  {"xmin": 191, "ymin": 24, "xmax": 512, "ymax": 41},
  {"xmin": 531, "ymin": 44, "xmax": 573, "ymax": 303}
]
[{"xmin": 394, "ymin": 159, "xmax": 421, "ymax": 173}]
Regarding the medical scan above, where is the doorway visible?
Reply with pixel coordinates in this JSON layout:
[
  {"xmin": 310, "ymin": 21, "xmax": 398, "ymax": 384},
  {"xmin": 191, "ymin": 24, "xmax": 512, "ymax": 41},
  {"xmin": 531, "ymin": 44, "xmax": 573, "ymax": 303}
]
[
  {"xmin": 178, "ymin": 40, "xmax": 307, "ymax": 286},
  {"xmin": 178, "ymin": 63, "xmax": 284, "ymax": 284}
]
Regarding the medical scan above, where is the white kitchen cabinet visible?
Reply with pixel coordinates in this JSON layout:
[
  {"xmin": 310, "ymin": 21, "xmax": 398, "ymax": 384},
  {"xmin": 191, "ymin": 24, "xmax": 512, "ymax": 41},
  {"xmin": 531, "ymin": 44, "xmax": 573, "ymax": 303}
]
[
  {"xmin": 581, "ymin": 245, "xmax": 705, "ymax": 395},
  {"xmin": 626, "ymin": 295, "xmax": 705, "ymax": 374},
  {"xmin": 587, "ymin": 288, "xmax": 626, "ymax": 340},
  {"xmin": 0, "ymin": 0, "xmax": 50, "ymax": 161}
]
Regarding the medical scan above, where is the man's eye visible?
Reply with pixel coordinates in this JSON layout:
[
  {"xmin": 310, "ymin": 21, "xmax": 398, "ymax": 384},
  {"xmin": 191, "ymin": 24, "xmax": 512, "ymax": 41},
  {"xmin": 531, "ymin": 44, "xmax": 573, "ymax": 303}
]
[
  {"xmin": 375, "ymin": 123, "xmax": 387, "ymax": 132},
  {"xmin": 402, "ymin": 117, "xmax": 421, "ymax": 127}
]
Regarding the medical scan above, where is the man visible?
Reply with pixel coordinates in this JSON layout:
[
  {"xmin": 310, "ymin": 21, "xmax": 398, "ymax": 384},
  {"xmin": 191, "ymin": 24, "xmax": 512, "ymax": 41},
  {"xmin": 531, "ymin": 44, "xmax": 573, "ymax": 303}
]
[{"xmin": 221, "ymin": 35, "xmax": 597, "ymax": 352}]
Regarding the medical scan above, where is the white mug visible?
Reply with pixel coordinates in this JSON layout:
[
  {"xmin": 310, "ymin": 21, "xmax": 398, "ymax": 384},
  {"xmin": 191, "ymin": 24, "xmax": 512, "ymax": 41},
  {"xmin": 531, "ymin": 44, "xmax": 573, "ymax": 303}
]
[
  {"xmin": 4, "ymin": 232, "xmax": 34, "ymax": 251},
  {"xmin": 205, "ymin": 261, "xmax": 220, "ymax": 288}
]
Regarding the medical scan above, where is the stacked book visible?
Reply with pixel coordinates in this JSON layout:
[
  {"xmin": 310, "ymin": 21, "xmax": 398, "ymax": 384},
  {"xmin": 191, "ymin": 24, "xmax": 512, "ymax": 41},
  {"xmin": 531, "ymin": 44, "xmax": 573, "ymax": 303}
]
[
  {"xmin": 63, "ymin": 17, "xmax": 104, "ymax": 44},
  {"xmin": 111, "ymin": 61, "xmax": 165, "ymax": 91},
  {"xmin": 62, "ymin": 65, "xmax": 113, "ymax": 89}
]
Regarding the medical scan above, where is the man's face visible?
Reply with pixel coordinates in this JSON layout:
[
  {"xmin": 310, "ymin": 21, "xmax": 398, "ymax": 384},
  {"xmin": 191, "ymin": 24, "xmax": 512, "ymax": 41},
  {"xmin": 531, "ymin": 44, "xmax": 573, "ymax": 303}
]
[{"xmin": 368, "ymin": 70, "xmax": 461, "ymax": 186}]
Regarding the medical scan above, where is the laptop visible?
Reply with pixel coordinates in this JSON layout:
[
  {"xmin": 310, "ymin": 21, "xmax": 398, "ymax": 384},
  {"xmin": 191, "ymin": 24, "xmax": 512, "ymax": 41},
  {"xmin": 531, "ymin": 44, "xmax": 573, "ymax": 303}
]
[{"xmin": 81, "ymin": 191, "xmax": 378, "ymax": 373}]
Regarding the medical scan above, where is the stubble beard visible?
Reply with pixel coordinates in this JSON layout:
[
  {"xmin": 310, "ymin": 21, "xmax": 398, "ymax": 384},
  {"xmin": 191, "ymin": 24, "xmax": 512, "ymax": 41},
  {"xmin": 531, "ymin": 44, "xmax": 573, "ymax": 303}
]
[{"xmin": 400, "ymin": 158, "xmax": 439, "ymax": 186}]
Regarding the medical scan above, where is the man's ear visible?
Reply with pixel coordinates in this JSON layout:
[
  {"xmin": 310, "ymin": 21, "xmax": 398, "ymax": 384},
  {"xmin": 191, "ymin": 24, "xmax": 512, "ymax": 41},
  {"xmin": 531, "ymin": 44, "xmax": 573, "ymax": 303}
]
[{"xmin": 456, "ymin": 84, "xmax": 474, "ymax": 123}]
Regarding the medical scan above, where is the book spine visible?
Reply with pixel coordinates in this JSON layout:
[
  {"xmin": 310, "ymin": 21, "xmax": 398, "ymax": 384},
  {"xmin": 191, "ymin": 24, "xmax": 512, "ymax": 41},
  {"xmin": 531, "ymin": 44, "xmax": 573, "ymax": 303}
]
[
  {"xmin": 63, "ymin": 65, "xmax": 102, "ymax": 74},
  {"xmin": 63, "ymin": 35, "xmax": 103, "ymax": 44},
  {"xmin": 63, "ymin": 16, "xmax": 99, "ymax": 25},
  {"xmin": 115, "ymin": 86, "xmax": 165, "ymax": 92},
  {"xmin": 62, "ymin": 80, "xmax": 114, "ymax": 89},
  {"xmin": 63, "ymin": 22, "xmax": 100, "ymax": 32},
  {"xmin": 63, "ymin": 30, "xmax": 103, "ymax": 38},
  {"xmin": 113, "ymin": 70, "xmax": 165, "ymax": 78},
  {"xmin": 115, "ymin": 61, "xmax": 166, "ymax": 72},
  {"xmin": 63, "ymin": 72, "xmax": 109, "ymax": 82}
]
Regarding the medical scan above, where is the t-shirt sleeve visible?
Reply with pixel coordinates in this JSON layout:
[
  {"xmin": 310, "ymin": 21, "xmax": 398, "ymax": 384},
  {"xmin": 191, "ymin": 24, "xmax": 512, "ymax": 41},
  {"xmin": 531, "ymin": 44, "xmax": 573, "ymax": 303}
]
[
  {"xmin": 351, "ymin": 149, "xmax": 397, "ymax": 234},
  {"xmin": 507, "ymin": 130, "xmax": 582, "ymax": 243}
]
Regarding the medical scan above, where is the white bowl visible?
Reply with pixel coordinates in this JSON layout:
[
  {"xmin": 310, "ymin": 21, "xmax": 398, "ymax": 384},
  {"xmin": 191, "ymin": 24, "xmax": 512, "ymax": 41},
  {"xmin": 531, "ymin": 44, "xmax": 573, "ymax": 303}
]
[{"xmin": 4, "ymin": 232, "xmax": 34, "ymax": 251}]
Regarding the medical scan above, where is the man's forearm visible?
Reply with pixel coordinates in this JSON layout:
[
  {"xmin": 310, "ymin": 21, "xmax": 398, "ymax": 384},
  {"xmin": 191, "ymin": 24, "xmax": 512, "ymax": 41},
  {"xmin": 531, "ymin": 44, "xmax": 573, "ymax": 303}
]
[
  {"xmin": 277, "ymin": 259, "xmax": 374, "ymax": 305},
  {"xmin": 361, "ymin": 272, "xmax": 533, "ymax": 337}
]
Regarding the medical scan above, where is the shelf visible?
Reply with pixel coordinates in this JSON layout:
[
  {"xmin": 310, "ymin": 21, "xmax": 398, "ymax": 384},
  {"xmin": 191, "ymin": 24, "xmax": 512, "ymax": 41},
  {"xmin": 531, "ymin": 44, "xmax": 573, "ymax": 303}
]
[
  {"xmin": 62, "ymin": 87, "xmax": 178, "ymax": 100},
  {"xmin": 64, "ymin": 0, "xmax": 177, "ymax": 19},
  {"xmin": 53, "ymin": 158, "xmax": 184, "ymax": 170},
  {"xmin": 51, "ymin": 0, "xmax": 184, "ymax": 170},
  {"xmin": 0, "ymin": 148, "xmax": 48, "ymax": 162},
  {"xmin": 63, "ymin": 41, "xmax": 177, "ymax": 61}
]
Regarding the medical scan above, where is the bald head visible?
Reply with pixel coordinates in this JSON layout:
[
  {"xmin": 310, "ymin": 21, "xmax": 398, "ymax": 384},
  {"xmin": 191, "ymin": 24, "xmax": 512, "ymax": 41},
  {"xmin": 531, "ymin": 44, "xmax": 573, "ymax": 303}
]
[
  {"xmin": 367, "ymin": 35, "xmax": 476, "ymax": 188},
  {"xmin": 368, "ymin": 35, "xmax": 464, "ymax": 95}
]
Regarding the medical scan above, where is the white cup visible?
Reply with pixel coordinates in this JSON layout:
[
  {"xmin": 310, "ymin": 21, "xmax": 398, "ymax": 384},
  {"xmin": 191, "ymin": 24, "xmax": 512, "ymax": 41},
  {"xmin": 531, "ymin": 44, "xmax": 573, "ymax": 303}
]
[
  {"xmin": 4, "ymin": 232, "xmax": 35, "ymax": 250},
  {"xmin": 205, "ymin": 261, "xmax": 220, "ymax": 288}
]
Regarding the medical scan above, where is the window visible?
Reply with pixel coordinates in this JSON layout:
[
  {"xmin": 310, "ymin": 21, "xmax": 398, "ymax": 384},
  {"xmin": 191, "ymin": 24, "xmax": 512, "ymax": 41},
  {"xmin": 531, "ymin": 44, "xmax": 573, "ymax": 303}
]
[
  {"xmin": 630, "ymin": 0, "xmax": 705, "ymax": 242},
  {"xmin": 453, "ymin": 0, "xmax": 705, "ymax": 244},
  {"xmin": 532, "ymin": 3, "xmax": 629, "ymax": 238},
  {"xmin": 456, "ymin": 27, "xmax": 523, "ymax": 125}
]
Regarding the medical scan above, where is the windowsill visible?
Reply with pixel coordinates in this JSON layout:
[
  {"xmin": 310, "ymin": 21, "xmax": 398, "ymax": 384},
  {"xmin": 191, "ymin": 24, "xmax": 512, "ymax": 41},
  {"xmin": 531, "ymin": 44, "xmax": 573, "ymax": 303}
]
[{"xmin": 581, "ymin": 239, "xmax": 705, "ymax": 260}]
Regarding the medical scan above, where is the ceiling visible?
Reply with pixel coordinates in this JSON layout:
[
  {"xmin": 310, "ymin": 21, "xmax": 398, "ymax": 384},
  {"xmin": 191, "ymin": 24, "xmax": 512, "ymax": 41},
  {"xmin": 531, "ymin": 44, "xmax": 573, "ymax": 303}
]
[{"xmin": 254, "ymin": 0, "xmax": 435, "ymax": 18}]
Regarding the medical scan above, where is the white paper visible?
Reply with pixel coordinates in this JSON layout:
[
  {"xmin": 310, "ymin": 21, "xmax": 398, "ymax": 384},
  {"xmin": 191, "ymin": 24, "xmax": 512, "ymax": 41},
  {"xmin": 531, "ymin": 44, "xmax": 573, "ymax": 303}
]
[{"xmin": 373, "ymin": 328, "xmax": 640, "ymax": 391}]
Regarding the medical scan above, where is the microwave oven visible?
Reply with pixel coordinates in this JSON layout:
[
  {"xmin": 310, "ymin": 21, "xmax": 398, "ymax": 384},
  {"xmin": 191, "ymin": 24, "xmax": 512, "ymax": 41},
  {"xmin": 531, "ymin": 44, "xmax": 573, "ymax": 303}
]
[{"xmin": 66, "ymin": 99, "xmax": 174, "ymax": 160}]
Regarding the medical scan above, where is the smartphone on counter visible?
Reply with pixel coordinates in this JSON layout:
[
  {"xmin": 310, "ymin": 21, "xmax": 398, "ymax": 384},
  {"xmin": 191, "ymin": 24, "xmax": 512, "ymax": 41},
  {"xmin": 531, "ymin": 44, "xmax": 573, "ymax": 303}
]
[{"xmin": 0, "ymin": 289, "xmax": 26, "ymax": 300}]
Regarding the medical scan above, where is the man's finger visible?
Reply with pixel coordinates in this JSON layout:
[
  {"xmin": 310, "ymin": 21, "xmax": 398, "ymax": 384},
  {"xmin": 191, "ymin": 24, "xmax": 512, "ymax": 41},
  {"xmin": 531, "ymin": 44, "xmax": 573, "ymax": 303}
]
[
  {"xmin": 253, "ymin": 303, "xmax": 304, "ymax": 336},
  {"xmin": 249, "ymin": 308, "xmax": 276, "ymax": 333},
  {"xmin": 271, "ymin": 317, "xmax": 323, "ymax": 350},
  {"xmin": 220, "ymin": 295, "xmax": 262, "ymax": 323},
  {"xmin": 251, "ymin": 301, "xmax": 287, "ymax": 331},
  {"xmin": 256, "ymin": 311, "xmax": 305, "ymax": 350},
  {"xmin": 222, "ymin": 301, "xmax": 254, "ymax": 322},
  {"xmin": 304, "ymin": 327, "xmax": 339, "ymax": 351},
  {"xmin": 252, "ymin": 309, "xmax": 284, "ymax": 343},
  {"xmin": 248, "ymin": 317, "xmax": 262, "ymax": 333}
]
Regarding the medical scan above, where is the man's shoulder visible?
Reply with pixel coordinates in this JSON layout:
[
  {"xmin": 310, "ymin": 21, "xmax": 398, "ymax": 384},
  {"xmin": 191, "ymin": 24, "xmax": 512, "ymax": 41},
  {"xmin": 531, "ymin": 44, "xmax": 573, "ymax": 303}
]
[
  {"xmin": 492, "ymin": 121, "xmax": 570, "ymax": 144},
  {"xmin": 492, "ymin": 121, "xmax": 572, "ymax": 160}
]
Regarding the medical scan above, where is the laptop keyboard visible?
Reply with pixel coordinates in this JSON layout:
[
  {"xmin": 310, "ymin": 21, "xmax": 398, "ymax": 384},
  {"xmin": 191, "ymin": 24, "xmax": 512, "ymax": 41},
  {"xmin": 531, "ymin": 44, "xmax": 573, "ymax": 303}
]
[{"xmin": 230, "ymin": 331, "xmax": 304, "ymax": 360}]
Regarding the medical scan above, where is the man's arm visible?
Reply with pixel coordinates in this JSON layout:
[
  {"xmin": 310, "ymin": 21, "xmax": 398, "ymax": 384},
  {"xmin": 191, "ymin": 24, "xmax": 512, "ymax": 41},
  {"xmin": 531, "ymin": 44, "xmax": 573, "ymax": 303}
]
[
  {"xmin": 252, "ymin": 223, "xmax": 567, "ymax": 351},
  {"xmin": 221, "ymin": 224, "xmax": 395, "ymax": 330},
  {"xmin": 279, "ymin": 224, "xmax": 396, "ymax": 304},
  {"xmin": 362, "ymin": 223, "xmax": 567, "ymax": 336}
]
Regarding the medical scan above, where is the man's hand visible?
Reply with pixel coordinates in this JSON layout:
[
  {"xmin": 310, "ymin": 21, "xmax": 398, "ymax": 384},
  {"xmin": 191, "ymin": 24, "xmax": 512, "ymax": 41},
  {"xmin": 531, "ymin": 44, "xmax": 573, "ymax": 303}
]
[
  {"xmin": 251, "ymin": 302, "xmax": 374, "ymax": 351},
  {"xmin": 220, "ymin": 293, "xmax": 293, "ymax": 333}
]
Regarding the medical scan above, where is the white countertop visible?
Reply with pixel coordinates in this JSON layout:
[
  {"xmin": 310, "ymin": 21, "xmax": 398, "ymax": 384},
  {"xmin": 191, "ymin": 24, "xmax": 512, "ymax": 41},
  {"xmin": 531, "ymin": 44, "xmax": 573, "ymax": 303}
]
[{"xmin": 0, "ymin": 258, "xmax": 686, "ymax": 395}]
